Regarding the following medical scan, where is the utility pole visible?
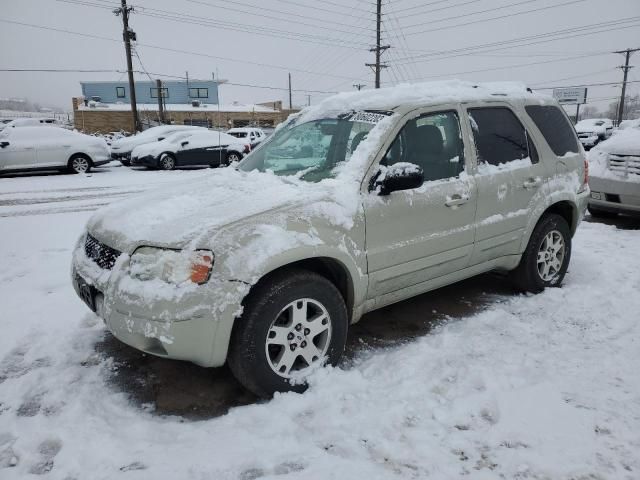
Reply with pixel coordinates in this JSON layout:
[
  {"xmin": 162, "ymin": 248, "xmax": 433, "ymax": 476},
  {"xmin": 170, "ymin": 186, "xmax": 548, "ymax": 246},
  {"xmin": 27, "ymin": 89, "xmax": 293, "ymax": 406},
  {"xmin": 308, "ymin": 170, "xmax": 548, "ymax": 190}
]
[
  {"xmin": 288, "ymin": 72, "xmax": 292, "ymax": 110},
  {"xmin": 156, "ymin": 79, "xmax": 165, "ymax": 124},
  {"xmin": 114, "ymin": 0, "xmax": 140, "ymax": 132},
  {"xmin": 353, "ymin": 83, "xmax": 365, "ymax": 91},
  {"xmin": 614, "ymin": 48, "xmax": 639, "ymax": 125},
  {"xmin": 365, "ymin": 0, "xmax": 389, "ymax": 88},
  {"xmin": 306, "ymin": 95, "xmax": 311, "ymax": 106}
]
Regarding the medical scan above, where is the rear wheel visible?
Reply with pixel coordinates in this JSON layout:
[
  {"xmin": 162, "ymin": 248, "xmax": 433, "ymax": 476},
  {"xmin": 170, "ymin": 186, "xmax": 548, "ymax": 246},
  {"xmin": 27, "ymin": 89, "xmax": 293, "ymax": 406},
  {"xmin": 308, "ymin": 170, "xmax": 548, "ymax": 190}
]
[
  {"xmin": 228, "ymin": 269, "xmax": 348, "ymax": 397},
  {"xmin": 68, "ymin": 154, "xmax": 92, "ymax": 174},
  {"xmin": 159, "ymin": 153, "xmax": 176, "ymax": 170},
  {"xmin": 588, "ymin": 206, "xmax": 617, "ymax": 219},
  {"xmin": 510, "ymin": 213, "xmax": 571, "ymax": 293}
]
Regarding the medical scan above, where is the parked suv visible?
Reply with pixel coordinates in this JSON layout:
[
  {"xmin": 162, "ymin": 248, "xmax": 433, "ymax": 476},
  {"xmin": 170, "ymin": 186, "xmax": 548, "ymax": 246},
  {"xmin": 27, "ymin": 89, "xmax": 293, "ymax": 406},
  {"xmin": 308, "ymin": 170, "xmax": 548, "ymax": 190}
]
[
  {"xmin": 71, "ymin": 82, "xmax": 589, "ymax": 397},
  {"xmin": 227, "ymin": 127, "xmax": 266, "ymax": 148},
  {"xmin": 575, "ymin": 118, "xmax": 614, "ymax": 149},
  {"xmin": 587, "ymin": 128, "xmax": 640, "ymax": 217}
]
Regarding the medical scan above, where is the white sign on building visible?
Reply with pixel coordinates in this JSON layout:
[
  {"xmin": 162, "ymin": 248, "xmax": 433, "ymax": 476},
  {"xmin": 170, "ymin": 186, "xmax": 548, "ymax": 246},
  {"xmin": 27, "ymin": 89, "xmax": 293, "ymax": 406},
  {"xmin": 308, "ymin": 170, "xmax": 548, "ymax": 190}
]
[{"xmin": 552, "ymin": 87, "xmax": 588, "ymax": 105}]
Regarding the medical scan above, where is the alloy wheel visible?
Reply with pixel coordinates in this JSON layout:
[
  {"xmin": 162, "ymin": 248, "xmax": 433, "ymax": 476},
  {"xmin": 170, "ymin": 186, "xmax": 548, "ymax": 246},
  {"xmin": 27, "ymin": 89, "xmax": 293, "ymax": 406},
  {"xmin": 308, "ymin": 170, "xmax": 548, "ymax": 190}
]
[
  {"xmin": 72, "ymin": 157, "xmax": 89, "ymax": 173},
  {"xmin": 536, "ymin": 230, "xmax": 565, "ymax": 282},
  {"xmin": 265, "ymin": 298, "xmax": 332, "ymax": 378}
]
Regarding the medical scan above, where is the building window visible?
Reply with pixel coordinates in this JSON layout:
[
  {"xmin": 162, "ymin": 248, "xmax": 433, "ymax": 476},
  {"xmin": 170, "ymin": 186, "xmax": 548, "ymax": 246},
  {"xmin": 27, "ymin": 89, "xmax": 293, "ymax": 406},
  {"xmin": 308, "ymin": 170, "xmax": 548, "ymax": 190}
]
[
  {"xmin": 116, "ymin": 87, "xmax": 126, "ymax": 98},
  {"xmin": 189, "ymin": 88, "xmax": 209, "ymax": 99},
  {"xmin": 150, "ymin": 87, "xmax": 169, "ymax": 98}
]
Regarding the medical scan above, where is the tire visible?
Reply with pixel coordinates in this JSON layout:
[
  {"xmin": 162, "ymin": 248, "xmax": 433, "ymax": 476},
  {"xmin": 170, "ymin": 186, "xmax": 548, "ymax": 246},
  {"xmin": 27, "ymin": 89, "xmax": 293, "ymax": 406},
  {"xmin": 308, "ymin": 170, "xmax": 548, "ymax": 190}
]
[
  {"xmin": 120, "ymin": 159, "xmax": 131, "ymax": 167},
  {"xmin": 510, "ymin": 213, "xmax": 572, "ymax": 293},
  {"xmin": 68, "ymin": 154, "xmax": 92, "ymax": 174},
  {"xmin": 159, "ymin": 153, "xmax": 176, "ymax": 170},
  {"xmin": 588, "ymin": 206, "xmax": 617, "ymax": 219},
  {"xmin": 228, "ymin": 269, "xmax": 348, "ymax": 397},
  {"xmin": 225, "ymin": 151, "xmax": 241, "ymax": 165}
]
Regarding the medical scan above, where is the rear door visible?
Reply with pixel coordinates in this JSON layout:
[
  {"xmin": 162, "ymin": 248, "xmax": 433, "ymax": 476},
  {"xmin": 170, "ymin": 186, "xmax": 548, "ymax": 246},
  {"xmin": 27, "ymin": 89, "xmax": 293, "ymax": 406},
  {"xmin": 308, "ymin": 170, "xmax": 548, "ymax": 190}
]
[
  {"xmin": 35, "ymin": 129, "xmax": 72, "ymax": 168},
  {"xmin": 463, "ymin": 104, "xmax": 551, "ymax": 265},
  {"xmin": 364, "ymin": 106, "xmax": 478, "ymax": 303}
]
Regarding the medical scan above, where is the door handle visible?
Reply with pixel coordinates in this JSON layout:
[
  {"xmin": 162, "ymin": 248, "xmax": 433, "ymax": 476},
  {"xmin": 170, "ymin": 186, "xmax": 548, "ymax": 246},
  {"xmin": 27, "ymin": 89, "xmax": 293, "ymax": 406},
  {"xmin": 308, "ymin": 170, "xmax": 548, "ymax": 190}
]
[
  {"xmin": 445, "ymin": 193, "xmax": 470, "ymax": 207},
  {"xmin": 523, "ymin": 177, "xmax": 542, "ymax": 189}
]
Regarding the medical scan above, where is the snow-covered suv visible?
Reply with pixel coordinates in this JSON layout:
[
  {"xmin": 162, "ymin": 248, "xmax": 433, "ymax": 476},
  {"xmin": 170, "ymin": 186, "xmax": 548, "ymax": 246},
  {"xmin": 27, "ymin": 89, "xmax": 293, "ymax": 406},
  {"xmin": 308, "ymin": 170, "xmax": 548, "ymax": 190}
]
[
  {"xmin": 71, "ymin": 81, "xmax": 589, "ymax": 397},
  {"xmin": 575, "ymin": 118, "xmax": 614, "ymax": 149}
]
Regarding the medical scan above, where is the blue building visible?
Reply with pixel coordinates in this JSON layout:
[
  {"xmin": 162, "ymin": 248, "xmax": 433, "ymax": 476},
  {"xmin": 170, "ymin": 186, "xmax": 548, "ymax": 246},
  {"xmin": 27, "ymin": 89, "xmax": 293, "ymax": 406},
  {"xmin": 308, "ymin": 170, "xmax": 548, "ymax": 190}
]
[{"xmin": 80, "ymin": 80, "xmax": 220, "ymax": 104}]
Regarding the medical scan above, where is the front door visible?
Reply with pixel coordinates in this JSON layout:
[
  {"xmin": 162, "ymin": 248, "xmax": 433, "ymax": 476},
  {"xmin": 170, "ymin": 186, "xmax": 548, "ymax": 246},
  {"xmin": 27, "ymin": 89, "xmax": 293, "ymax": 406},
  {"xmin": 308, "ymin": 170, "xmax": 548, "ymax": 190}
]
[
  {"xmin": 463, "ymin": 104, "xmax": 550, "ymax": 264},
  {"xmin": 364, "ymin": 108, "xmax": 477, "ymax": 304},
  {"xmin": 0, "ymin": 131, "xmax": 37, "ymax": 170}
]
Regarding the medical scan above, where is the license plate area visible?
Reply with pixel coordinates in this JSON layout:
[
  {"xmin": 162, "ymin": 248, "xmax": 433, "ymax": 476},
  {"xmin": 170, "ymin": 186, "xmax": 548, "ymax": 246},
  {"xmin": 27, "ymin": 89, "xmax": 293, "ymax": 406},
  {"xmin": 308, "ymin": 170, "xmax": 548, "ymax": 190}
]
[{"xmin": 76, "ymin": 274, "xmax": 98, "ymax": 312}]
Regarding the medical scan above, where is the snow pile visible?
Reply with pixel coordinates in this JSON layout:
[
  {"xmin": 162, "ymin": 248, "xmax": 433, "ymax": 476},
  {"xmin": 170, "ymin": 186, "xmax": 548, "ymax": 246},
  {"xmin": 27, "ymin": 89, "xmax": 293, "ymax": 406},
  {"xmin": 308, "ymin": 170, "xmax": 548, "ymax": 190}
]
[
  {"xmin": 1, "ymin": 190, "xmax": 639, "ymax": 479},
  {"xmin": 588, "ymin": 128, "xmax": 640, "ymax": 182}
]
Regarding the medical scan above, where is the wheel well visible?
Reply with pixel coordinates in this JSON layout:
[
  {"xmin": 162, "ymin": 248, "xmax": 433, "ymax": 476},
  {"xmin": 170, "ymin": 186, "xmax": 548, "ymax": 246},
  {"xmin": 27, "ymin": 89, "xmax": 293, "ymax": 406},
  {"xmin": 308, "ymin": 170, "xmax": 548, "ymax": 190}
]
[
  {"xmin": 542, "ymin": 201, "xmax": 576, "ymax": 234},
  {"xmin": 68, "ymin": 152, "xmax": 92, "ymax": 165},
  {"xmin": 253, "ymin": 258, "xmax": 355, "ymax": 321}
]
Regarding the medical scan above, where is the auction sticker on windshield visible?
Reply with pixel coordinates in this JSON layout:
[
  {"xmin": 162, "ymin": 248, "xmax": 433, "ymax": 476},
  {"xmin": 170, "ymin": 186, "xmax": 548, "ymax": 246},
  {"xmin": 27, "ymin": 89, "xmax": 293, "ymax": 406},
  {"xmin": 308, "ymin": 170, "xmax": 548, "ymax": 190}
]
[{"xmin": 344, "ymin": 111, "xmax": 392, "ymax": 124}]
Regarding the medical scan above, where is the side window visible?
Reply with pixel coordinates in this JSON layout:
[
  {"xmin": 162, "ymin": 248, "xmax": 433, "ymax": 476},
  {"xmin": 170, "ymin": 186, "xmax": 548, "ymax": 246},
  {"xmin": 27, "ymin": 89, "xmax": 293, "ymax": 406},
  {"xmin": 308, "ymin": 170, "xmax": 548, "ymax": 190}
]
[
  {"xmin": 468, "ymin": 107, "xmax": 538, "ymax": 165},
  {"xmin": 525, "ymin": 105, "xmax": 579, "ymax": 156},
  {"xmin": 381, "ymin": 110, "xmax": 466, "ymax": 182}
]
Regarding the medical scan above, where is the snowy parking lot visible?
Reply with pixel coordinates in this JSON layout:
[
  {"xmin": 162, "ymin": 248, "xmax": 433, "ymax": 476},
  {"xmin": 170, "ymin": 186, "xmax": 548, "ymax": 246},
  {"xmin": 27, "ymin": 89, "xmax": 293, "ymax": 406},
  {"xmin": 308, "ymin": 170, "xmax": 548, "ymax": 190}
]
[{"xmin": 1, "ymin": 164, "xmax": 639, "ymax": 479}]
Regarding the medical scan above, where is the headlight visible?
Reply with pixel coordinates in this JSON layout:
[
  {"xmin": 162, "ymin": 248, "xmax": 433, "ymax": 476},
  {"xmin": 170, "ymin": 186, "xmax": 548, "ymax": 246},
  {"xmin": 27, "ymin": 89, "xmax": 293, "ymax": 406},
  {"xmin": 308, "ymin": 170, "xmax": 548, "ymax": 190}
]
[{"xmin": 129, "ymin": 247, "xmax": 214, "ymax": 285}]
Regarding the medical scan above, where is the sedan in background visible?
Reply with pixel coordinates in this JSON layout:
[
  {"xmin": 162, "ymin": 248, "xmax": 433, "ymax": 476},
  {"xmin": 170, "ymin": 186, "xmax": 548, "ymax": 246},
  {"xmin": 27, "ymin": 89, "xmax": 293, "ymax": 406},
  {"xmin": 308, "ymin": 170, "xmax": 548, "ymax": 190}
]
[
  {"xmin": 131, "ymin": 131, "xmax": 249, "ymax": 170},
  {"xmin": 110, "ymin": 125, "xmax": 206, "ymax": 165},
  {"xmin": 0, "ymin": 126, "xmax": 109, "ymax": 174},
  {"xmin": 575, "ymin": 118, "xmax": 614, "ymax": 149}
]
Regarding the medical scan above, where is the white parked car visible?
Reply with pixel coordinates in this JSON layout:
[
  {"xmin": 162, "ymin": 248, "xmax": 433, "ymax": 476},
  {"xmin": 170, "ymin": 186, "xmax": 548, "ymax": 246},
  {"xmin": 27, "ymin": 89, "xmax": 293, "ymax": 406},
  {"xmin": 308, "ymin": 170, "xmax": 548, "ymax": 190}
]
[
  {"xmin": 131, "ymin": 131, "xmax": 249, "ymax": 170},
  {"xmin": 588, "ymin": 128, "xmax": 640, "ymax": 217},
  {"xmin": 227, "ymin": 127, "xmax": 266, "ymax": 148},
  {"xmin": 575, "ymin": 118, "xmax": 614, "ymax": 149},
  {"xmin": 0, "ymin": 126, "xmax": 110, "ymax": 174},
  {"xmin": 110, "ymin": 125, "xmax": 206, "ymax": 166}
]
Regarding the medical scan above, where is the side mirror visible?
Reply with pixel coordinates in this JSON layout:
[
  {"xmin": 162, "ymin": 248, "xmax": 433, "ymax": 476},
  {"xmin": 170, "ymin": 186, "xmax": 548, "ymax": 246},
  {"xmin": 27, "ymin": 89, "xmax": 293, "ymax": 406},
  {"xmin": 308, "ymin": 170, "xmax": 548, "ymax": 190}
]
[
  {"xmin": 181, "ymin": 141, "xmax": 189, "ymax": 147},
  {"xmin": 371, "ymin": 163, "xmax": 424, "ymax": 195},
  {"xmin": 0, "ymin": 141, "xmax": 9, "ymax": 148}
]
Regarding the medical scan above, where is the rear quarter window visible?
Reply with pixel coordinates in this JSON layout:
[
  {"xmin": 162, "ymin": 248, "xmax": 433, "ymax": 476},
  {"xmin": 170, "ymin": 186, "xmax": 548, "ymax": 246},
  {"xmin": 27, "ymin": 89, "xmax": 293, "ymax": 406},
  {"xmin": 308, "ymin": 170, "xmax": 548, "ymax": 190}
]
[{"xmin": 525, "ymin": 105, "xmax": 579, "ymax": 156}]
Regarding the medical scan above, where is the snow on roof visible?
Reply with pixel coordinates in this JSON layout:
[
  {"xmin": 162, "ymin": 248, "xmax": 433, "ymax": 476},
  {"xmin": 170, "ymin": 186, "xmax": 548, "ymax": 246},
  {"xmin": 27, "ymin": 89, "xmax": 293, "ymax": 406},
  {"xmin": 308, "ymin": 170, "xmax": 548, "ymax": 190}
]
[
  {"xmin": 77, "ymin": 102, "xmax": 279, "ymax": 113},
  {"xmin": 297, "ymin": 80, "xmax": 551, "ymax": 123}
]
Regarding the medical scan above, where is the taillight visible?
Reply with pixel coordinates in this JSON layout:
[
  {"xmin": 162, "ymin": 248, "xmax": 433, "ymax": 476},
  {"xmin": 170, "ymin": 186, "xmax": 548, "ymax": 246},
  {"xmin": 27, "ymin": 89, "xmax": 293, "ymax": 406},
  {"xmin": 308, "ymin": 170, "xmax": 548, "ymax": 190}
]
[
  {"xmin": 244, "ymin": 144, "xmax": 251, "ymax": 153},
  {"xmin": 583, "ymin": 159, "xmax": 589, "ymax": 185}
]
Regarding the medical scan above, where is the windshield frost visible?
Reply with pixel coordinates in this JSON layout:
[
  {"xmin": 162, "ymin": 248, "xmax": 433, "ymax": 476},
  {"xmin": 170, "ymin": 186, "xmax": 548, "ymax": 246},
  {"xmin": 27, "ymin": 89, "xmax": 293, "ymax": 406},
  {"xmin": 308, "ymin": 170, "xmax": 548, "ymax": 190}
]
[{"xmin": 238, "ymin": 111, "xmax": 390, "ymax": 182}]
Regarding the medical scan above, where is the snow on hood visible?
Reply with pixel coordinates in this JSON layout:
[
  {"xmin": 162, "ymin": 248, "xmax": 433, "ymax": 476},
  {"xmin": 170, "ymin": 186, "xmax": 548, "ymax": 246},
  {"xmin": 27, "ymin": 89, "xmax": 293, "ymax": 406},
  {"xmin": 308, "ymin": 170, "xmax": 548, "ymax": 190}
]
[{"xmin": 87, "ymin": 113, "xmax": 396, "ymax": 254}]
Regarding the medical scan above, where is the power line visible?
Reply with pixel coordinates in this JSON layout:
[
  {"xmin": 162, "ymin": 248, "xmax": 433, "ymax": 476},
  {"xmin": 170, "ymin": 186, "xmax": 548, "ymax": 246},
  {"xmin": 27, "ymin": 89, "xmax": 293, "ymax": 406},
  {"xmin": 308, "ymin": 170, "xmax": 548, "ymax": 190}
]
[
  {"xmin": 394, "ymin": 17, "xmax": 640, "ymax": 64},
  {"xmin": 393, "ymin": 0, "xmax": 484, "ymax": 20},
  {"xmin": 403, "ymin": 0, "xmax": 586, "ymax": 36},
  {"xmin": 0, "ymin": 18, "xmax": 358, "ymax": 81},
  {"xmin": 534, "ymin": 80, "xmax": 640, "ymax": 90}
]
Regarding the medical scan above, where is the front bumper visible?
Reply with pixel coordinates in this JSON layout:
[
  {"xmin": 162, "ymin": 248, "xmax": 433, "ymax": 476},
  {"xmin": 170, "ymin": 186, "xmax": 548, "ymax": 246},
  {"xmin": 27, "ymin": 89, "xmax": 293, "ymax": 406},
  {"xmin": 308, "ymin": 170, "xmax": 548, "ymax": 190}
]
[
  {"xmin": 578, "ymin": 135, "xmax": 599, "ymax": 147},
  {"xmin": 71, "ymin": 234, "xmax": 249, "ymax": 367},
  {"xmin": 130, "ymin": 155, "xmax": 158, "ymax": 167},
  {"xmin": 589, "ymin": 174, "xmax": 640, "ymax": 216}
]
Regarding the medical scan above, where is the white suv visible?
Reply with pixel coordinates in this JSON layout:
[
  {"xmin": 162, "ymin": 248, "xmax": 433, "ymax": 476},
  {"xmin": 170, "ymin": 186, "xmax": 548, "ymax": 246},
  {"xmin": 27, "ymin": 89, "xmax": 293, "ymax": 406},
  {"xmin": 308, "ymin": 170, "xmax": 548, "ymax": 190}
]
[{"xmin": 71, "ymin": 82, "xmax": 589, "ymax": 397}]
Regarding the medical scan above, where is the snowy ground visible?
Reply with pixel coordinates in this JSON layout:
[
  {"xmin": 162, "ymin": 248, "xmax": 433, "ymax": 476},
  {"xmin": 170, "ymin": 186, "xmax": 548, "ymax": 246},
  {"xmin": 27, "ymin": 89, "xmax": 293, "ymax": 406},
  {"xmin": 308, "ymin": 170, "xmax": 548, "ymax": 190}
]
[{"xmin": 1, "ymin": 164, "xmax": 639, "ymax": 479}]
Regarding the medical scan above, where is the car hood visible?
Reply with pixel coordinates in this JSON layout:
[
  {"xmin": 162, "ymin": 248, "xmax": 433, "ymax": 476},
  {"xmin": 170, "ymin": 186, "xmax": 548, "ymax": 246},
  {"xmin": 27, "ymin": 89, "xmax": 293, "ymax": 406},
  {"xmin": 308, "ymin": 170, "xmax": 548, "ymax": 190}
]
[
  {"xmin": 131, "ymin": 139, "xmax": 174, "ymax": 158},
  {"xmin": 86, "ymin": 169, "xmax": 338, "ymax": 253},
  {"xmin": 575, "ymin": 124, "xmax": 604, "ymax": 134},
  {"xmin": 110, "ymin": 135, "xmax": 151, "ymax": 152}
]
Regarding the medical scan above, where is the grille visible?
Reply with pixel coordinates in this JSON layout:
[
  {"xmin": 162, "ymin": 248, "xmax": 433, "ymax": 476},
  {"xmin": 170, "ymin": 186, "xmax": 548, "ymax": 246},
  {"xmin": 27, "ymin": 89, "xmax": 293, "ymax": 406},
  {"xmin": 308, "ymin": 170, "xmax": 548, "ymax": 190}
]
[
  {"xmin": 84, "ymin": 234, "xmax": 121, "ymax": 270},
  {"xmin": 608, "ymin": 154, "xmax": 640, "ymax": 176}
]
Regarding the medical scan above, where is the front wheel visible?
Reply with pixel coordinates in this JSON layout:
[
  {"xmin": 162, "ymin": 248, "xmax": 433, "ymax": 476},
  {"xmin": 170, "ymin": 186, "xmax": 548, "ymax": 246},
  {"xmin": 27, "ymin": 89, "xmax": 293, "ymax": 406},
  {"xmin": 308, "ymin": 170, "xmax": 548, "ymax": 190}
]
[
  {"xmin": 68, "ymin": 155, "xmax": 92, "ymax": 174},
  {"xmin": 225, "ymin": 151, "xmax": 241, "ymax": 165},
  {"xmin": 510, "ymin": 214, "xmax": 571, "ymax": 293},
  {"xmin": 228, "ymin": 269, "xmax": 348, "ymax": 397},
  {"xmin": 159, "ymin": 153, "xmax": 176, "ymax": 170}
]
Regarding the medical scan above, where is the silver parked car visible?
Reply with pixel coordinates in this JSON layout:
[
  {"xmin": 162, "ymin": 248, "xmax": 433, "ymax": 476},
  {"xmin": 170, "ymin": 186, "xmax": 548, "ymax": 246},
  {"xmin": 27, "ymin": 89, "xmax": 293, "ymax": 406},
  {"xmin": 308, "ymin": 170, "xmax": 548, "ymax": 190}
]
[
  {"xmin": 588, "ymin": 129, "xmax": 640, "ymax": 217},
  {"xmin": 71, "ymin": 82, "xmax": 589, "ymax": 396}
]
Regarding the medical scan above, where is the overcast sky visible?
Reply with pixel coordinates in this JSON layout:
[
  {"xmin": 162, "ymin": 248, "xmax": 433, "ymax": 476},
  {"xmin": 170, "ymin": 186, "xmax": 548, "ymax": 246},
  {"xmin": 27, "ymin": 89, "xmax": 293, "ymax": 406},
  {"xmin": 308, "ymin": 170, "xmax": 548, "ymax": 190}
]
[{"xmin": 1, "ymin": 0, "xmax": 639, "ymax": 112}]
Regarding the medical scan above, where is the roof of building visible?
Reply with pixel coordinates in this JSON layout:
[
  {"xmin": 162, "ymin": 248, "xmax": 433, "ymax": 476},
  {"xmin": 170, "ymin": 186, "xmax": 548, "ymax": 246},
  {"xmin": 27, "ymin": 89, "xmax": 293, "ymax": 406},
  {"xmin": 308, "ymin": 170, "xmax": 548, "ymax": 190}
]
[{"xmin": 77, "ymin": 102, "xmax": 279, "ymax": 113}]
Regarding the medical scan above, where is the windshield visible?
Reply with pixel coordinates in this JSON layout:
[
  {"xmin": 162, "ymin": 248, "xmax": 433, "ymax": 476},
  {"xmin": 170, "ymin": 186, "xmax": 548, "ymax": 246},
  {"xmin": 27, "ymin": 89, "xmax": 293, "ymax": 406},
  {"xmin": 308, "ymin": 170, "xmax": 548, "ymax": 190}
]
[
  {"xmin": 238, "ymin": 111, "xmax": 390, "ymax": 182},
  {"xmin": 229, "ymin": 131, "xmax": 248, "ymax": 138}
]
